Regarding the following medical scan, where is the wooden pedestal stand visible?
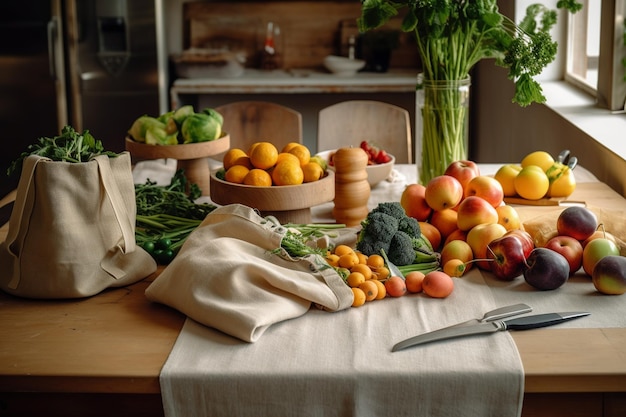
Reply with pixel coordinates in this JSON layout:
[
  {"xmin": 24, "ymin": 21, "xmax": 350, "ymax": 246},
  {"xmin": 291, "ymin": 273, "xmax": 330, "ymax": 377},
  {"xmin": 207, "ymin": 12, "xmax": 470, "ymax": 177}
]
[{"xmin": 125, "ymin": 134, "xmax": 230, "ymax": 195}]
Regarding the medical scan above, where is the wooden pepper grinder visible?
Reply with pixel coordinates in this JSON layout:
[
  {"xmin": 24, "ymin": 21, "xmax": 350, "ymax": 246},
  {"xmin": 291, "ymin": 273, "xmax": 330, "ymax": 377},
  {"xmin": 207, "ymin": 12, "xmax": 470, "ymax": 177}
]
[{"xmin": 332, "ymin": 147, "xmax": 371, "ymax": 227}]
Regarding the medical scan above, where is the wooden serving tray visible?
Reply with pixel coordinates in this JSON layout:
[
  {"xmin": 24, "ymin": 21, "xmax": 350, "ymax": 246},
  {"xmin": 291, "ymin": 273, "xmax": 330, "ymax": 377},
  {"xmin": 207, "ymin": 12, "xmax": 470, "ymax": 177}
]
[{"xmin": 210, "ymin": 170, "xmax": 335, "ymax": 224}]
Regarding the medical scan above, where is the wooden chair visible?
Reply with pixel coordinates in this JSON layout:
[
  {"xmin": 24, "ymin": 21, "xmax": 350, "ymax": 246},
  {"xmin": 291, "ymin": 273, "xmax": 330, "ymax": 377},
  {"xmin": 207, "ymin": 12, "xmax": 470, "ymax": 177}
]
[
  {"xmin": 215, "ymin": 101, "xmax": 303, "ymax": 153},
  {"xmin": 317, "ymin": 100, "xmax": 412, "ymax": 164}
]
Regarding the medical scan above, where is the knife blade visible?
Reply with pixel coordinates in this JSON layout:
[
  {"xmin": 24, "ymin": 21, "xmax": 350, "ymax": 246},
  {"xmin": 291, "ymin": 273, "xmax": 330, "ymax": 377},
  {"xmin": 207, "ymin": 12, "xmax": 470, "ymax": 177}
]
[{"xmin": 392, "ymin": 312, "xmax": 590, "ymax": 352}]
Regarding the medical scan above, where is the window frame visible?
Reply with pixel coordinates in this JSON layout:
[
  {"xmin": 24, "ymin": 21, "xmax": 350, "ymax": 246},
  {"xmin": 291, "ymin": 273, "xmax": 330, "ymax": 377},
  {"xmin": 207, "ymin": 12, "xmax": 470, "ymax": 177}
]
[{"xmin": 565, "ymin": 0, "xmax": 626, "ymax": 112}]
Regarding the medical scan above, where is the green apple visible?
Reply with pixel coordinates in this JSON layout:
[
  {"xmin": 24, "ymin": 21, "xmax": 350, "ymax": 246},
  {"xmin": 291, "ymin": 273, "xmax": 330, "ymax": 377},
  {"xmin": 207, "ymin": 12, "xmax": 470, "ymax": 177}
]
[{"xmin": 582, "ymin": 238, "xmax": 620, "ymax": 276}]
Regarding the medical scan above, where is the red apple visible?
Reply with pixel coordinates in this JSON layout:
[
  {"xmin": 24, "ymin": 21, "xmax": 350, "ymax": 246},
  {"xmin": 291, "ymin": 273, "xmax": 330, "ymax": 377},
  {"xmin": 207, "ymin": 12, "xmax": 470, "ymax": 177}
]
[
  {"xmin": 503, "ymin": 229, "xmax": 534, "ymax": 258},
  {"xmin": 557, "ymin": 206, "xmax": 598, "ymax": 241},
  {"xmin": 456, "ymin": 196, "xmax": 499, "ymax": 231},
  {"xmin": 582, "ymin": 237, "xmax": 620, "ymax": 276},
  {"xmin": 544, "ymin": 235, "xmax": 584, "ymax": 275},
  {"xmin": 464, "ymin": 175, "xmax": 504, "ymax": 208},
  {"xmin": 592, "ymin": 255, "xmax": 626, "ymax": 295},
  {"xmin": 444, "ymin": 160, "xmax": 480, "ymax": 190},
  {"xmin": 466, "ymin": 223, "xmax": 507, "ymax": 270},
  {"xmin": 424, "ymin": 175, "xmax": 464, "ymax": 211},
  {"xmin": 523, "ymin": 248, "xmax": 570, "ymax": 290},
  {"xmin": 400, "ymin": 183, "xmax": 432, "ymax": 221},
  {"xmin": 487, "ymin": 234, "xmax": 526, "ymax": 280}
]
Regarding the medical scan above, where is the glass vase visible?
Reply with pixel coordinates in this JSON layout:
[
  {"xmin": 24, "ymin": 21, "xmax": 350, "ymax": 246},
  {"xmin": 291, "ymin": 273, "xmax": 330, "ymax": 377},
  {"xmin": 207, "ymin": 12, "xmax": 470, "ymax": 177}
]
[{"xmin": 416, "ymin": 74, "xmax": 471, "ymax": 184}]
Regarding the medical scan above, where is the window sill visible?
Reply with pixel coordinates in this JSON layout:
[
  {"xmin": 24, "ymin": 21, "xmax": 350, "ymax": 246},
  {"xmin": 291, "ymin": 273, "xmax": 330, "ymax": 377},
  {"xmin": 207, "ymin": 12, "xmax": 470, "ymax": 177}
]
[{"xmin": 541, "ymin": 81, "xmax": 626, "ymax": 162}]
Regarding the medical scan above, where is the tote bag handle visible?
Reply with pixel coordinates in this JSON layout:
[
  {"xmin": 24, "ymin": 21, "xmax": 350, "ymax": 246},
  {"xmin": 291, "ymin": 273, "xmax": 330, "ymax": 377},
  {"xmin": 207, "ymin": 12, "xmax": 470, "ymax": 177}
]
[{"xmin": 94, "ymin": 154, "xmax": 136, "ymax": 254}]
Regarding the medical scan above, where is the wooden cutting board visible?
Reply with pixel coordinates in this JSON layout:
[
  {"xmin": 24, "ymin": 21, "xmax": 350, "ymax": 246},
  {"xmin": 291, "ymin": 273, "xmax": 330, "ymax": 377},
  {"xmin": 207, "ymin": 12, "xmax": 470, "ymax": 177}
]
[{"xmin": 504, "ymin": 196, "xmax": 586, "ymax": 206}]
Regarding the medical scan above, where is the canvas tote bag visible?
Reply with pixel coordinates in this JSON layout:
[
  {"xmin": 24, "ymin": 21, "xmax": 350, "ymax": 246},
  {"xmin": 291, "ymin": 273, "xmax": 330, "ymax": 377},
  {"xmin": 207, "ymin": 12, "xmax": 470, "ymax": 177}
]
[
  {"xmin": 0, "ymin": 152, "xmax": 156, "ymax": 299},
  {"xmin": 145, "ymin": 204, "xmax": 355, "ymax": 342}
]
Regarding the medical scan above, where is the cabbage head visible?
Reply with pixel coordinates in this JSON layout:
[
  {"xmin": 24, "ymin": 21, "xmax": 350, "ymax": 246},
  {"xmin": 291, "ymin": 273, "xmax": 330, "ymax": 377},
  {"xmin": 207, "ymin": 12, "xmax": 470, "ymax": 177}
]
[
  {"xmin": 202, "ymin": 107, "xmax": 224, "ymax": 126},
  {"xmin": 181, "ymin": 113, "xmax": 222, "ymax": 143},
  {"xmin": 128, "ymin": 116, "xmax": 168, "ymax": 143}
]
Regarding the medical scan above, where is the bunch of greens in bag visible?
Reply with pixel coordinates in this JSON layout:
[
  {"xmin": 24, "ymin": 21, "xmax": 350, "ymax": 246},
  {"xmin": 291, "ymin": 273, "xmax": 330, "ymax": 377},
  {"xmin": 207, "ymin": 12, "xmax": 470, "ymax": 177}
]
[{"xmin": 7, "ymin": 125, "xmax": 118, "ymax": 176}]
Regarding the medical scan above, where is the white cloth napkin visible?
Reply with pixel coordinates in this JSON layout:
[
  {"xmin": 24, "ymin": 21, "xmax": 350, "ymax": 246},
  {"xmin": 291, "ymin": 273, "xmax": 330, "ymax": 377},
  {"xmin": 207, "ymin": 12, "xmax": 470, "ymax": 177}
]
[{"xmin": 160, "ymin": 267, "xmax": 524, "ymax": 417}]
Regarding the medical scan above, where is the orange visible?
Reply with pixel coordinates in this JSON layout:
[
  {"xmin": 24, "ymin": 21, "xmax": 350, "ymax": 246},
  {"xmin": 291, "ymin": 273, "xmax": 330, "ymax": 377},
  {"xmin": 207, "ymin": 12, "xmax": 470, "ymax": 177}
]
[
  {"xmin": 243, "ymin": 168, "xmax": 272, "ymax": 186},
  {"xmin": 276, "ymin": 152, "xmax": 301, "ymax": 166},
  {"xmin": 271, "ymin": 161, "xmax": 304, "ymax": 186},
  {"xmin": 325, "ymin": 253, "xmax": 340, "ymax": 267},
  {"xmin": 372, "ymin": 279, "xmax": 386, "ymax": 299},
  {"xmin": 350, "ymin": 263, "xmax": 373, "ymax": 281},
  {"xmin": 443, "ymin": 259, "xmax": 467, "ymax": 278},
  {"xmin": 418, "ymin": 221, "xmax": 442, "ymax": 251},
  {"xmin": 428, "ymin": 209, "xmax": 458, "ymax": 241},
  {"xmin": 287, "ymin": 144, "xmax": 311, "ymax": 166},
  {"xmin": 223, "ymin": 148, "xmax": 251, "ymax": 170},
  {"xmin": 355, "ymin": 252, "xmax": 368, "ymax": 265},
  {"xmin": 372, "ymin": 266, "xmax": 390, "ymax": 280},
  {"xmin": 351, "ymin": 287, "xmax": 366, "ymax": 307},
  {"xmin": 249, "ymin": 142, "xmax": 279, "ymax": 170},
  {"xmin": 281, "ymin": 142, "xmax": 301, "ymax": 153},
  {"xmin": 338, "ymin": 252, "xmax": 359, "ymax": 269},
  {"xmin": 224, "ymin": 165, "xmax": 250, "ymax": 184},
  {"xmin": 358, "ymin": 280, "xmax": 379, "ymax": 301},
  {"xmin": 334, "ymin": 244, "xmax": 354, "ymax": 257},
  {"xmin": 347, "ymin": 271, "xmax": 366, "ymax": 288},
  {"xmin": 302, "ymin": 161, "xmax": 324, "ymax": 183},
  {"xmin": 366, "ymin": 254, "xmax": 384, "ymax": 269}
]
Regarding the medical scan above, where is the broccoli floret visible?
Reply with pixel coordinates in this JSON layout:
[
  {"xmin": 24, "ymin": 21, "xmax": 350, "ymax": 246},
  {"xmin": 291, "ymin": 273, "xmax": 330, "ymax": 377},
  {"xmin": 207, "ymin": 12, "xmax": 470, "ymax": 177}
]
[
  {"xmin": 387, "ymin": 231, "xmax": 416, "ymax": 266},
  {"xmin": 356, "ymin": 211, "xmax": 399, "ymax": 256},
  {"xmin": 370, "ymin": 202, "xmax": 407, "ymax": 220},
  {"xmin": 356, "ymin": 234, "xmax": 391, "ymax": 257},
  {"xmin": 398, "ymin": 215, "xmax": 421, "ymax": 239}
]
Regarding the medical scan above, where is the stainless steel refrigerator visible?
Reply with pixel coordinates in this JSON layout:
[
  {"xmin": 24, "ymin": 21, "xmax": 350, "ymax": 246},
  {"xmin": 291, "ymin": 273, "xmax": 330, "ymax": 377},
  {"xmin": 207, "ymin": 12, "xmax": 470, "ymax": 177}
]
[{"xmin": 0, "ymin": 0, "xmax": 162, "ymax": 197}]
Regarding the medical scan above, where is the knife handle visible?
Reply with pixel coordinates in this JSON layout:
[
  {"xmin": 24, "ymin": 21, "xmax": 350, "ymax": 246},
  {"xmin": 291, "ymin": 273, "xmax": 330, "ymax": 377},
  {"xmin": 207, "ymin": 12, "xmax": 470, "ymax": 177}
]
[{"xmin": 503, "ymin": 312, "xmax": 589, "ymax": 330}]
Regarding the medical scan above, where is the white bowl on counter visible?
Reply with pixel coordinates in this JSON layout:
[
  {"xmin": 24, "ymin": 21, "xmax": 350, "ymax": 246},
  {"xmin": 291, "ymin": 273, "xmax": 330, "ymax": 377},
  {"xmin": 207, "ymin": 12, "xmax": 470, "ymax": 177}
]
[
  {"xmin": 316, "ymin": 149, "xmax": 395, "ymax": 187},
  {"xmin": 323, "ymin": 55, "xmax": 366, "ymax": 76}
]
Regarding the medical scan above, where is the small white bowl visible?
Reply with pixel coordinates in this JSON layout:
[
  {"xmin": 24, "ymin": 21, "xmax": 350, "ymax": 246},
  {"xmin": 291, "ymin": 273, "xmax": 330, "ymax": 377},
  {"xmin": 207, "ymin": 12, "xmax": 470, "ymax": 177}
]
[
  {"xmin": 323, "ymin": 55, "xmax": 366, "ymax": 76},
  {"xmin": 316, "ymin": 149, "xmax": 395, "ymax": 187}
]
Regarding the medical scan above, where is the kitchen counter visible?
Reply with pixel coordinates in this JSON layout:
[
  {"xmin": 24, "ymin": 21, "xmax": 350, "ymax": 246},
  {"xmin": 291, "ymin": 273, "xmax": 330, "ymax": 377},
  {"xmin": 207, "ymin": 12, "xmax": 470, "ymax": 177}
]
[
  {"xmin": 170, "ymin": 69, "xmax": 419, "ymax": 108},
  {"xmin": 1, "ymin": 167, "xmax": 626, "ymax": 417}
]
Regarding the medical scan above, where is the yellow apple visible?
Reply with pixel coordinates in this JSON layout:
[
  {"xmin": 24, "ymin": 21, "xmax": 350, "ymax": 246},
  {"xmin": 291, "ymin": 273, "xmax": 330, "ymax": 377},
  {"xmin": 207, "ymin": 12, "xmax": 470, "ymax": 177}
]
[
  {"xmin": 494, "ymin": 164, "xmax": 522, "ymax": 197},
  {"xmin": 521, "ymin": 150, "xmax": 555, "ymax": 172},
  {"xmin": 466, "ymin": 223, "xmax": 507, "ymax": 270},
  {"xmin": 496, "ymin": 204, "xmax": 522, "ymax": 231},
  {"xmin": 440, "ymin": 239, "xmax": 474, "ymax": 270},
  {"xmin": 514, "ymin": 165, "xmax": 549, "ymax": 200}
]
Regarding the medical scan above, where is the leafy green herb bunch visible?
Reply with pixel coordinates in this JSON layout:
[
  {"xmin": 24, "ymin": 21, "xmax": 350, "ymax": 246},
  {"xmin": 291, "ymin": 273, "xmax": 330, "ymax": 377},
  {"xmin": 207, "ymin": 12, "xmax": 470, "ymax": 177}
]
[{"xmin": 358, "ymin": 0, "xmax": 582, "ymax": 107}]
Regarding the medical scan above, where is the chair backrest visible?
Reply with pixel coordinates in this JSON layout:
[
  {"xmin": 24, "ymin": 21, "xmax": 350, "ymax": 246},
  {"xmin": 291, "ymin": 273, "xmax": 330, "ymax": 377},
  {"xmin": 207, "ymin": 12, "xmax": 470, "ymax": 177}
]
[
  {"xmin": 215, "ymin": 101, "xmax": 303, "ymax": 153},
  {"xmin": 317, "ymin": 100, "xmax": 412, "ymax": 164}
]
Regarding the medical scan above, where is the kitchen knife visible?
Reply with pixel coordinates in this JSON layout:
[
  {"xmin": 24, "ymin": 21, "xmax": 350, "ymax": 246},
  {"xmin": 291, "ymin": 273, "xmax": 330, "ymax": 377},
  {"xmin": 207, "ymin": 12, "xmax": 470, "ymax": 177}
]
[{"xmin": 392, "ymin": 312, "xmax": 590, "ymax": 352}]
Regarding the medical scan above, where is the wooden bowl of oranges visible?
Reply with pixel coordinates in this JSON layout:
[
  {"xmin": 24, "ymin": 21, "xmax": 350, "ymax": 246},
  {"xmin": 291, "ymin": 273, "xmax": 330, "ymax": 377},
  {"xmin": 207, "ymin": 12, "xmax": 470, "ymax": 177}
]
[{"xmin": 210, "ymin": 142, "xmax": 335, "ymax": 224}]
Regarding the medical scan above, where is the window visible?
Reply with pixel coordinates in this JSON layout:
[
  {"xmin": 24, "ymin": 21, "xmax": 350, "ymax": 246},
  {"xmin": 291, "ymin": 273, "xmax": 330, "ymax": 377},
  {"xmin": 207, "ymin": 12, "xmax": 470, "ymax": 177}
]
[{"xmin": 565, "ymin": 0, "xmax": 626, "ymax": 111}]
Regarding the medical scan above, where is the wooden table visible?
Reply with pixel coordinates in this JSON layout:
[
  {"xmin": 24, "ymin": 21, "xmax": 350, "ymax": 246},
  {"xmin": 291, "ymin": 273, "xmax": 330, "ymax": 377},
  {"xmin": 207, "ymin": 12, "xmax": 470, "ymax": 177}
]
[{"xmin": 1, "ymin": 180, "xmax": 626, "ymax": 417}]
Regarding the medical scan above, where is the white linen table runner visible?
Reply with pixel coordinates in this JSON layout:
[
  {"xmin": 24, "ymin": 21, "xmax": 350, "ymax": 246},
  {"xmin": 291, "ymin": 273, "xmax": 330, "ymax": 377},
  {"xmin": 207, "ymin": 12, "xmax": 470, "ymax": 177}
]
[{"xmin": 159, "ymin": 267, "xmax": 524, "ymax": 417}]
